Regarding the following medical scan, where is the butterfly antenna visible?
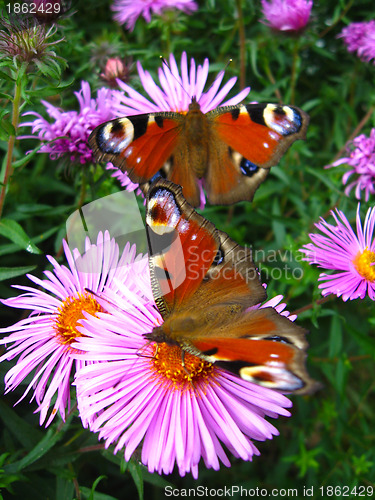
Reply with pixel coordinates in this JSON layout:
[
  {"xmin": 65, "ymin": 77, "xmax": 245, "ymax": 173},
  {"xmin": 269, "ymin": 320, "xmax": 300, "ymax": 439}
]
[
  {"xmin": 160, "ymin": 55, "xmax": 191, "ymax": 100},
  {"xmin": 204, "ymin": 58, "xmax": 233, "ymax": 97},
  {"xmin": 84, "ymin": 288, "xmax": 122, "ymax": 313}
]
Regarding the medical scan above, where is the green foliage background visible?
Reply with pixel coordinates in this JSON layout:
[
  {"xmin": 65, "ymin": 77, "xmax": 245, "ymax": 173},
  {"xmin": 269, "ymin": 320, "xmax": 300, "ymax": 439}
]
[{"xmin": 0, "ymin": 0, "xmax": 375, "ymax": 498}]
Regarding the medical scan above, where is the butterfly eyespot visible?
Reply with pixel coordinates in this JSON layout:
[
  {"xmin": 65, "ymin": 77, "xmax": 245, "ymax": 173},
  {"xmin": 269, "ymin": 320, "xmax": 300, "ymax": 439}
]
[
  {"xmin": 150, "ymin": 169, "xmax": 168, "ymax": 184},
  {"xmin": 263, "ymin": 104, "xmax": 302, "ymax": 136},
  {"xmin": 240, "ymin": 158, "xmax": 259, "ymax": 177},
  {"xmin": 267, "ymin": 335, "xmax": 293, "ymax": 345},
  {"xmin": 98, "ymin": 119, "xmax": 135, "ymax": 154},
  {"xmin": 213, "ymin": 247, "xmax": 224, "ymax": 265},
  {"xmin": 272, "ymin": 105, "xmax": 286, "ymax": 116},
  {"xmin": 110, "ymin": 119, "xmax": 128, "ymax": 133}
]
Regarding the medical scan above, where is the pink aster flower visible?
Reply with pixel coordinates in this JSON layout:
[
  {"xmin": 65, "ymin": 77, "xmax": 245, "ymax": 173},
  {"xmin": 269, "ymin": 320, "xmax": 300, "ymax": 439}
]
[
  {"xmin": 260, "ymin": 0, "xmax": 313, "ymax": 33},
  {"xmin": 109, "ymin": 51, "xmax": 250, "ymax": 202},
  {"xmin": 300, "ymin": 205, "xmax": 375, "ymax": 301},
  {"xmin": 74, "ymin": 286, "xmax": 293, "ymax": 478},
  {"xmin": 339, "ymin": 21, "xmax": 375, "ymax": 65},
  {"xmin": 327, "ymin": 129, "xmax": 375, "ymax": 201},
  {"xmin": 111, "ymin": 0, "xmax": 198, "ymax": 31},
  {"xmin": 20, "ymin": 81, "xmax": 116, "ymax": 164},
  {"xmin": 0, "ymin": 232, "xmax": 147, "ymax": 426}
]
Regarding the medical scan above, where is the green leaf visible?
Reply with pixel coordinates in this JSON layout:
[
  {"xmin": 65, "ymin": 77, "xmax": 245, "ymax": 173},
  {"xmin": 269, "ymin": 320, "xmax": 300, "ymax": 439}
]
[
  {"xmin": 0, "ymin": 118, "xmax": 15, "ymax": 137},
  {"xmin": 25, "ymin": 78, "xmax": 74, "ymax": 99},
  {"xmin": 87, "ymin": 476, "xmax": 106, "ymax": 500},
  {"xmin": 0, "ymin": 401, "xmax": 43, "ymax": 449},
  {"xmin": 351, "ymin": 454, "xmax": 374, "ymax": 476},
  {"xmin": 34, "ymin": 60, "xmax": 61, "ymax": 81},
  {"xmin": 0, "ymin": 92, "xmax": 12, "ymax": 101},
  {"xmin": 0, "ymin": 265, "xmax": 36, "ymax": 281},
  {"xmin": 329, "ymin": 315, "xmax": 343, "ymax": 358},
  {"xmin": 4, "ymin": 419, "xmax": 71, "ymax": 473},
  {"xmin": 12, "ymin": 144, "xmax": 44, "ymax": 169},
  {"xmin": 0, "ymin": 219, "xmax": 42, "ymax": 254},
  {"xmin": 0, "ymin": 70, "xmax": 14, "ymax": 83},
  {"xmin": 79, "ymin": 487, "xmax": 117, "ymax": 500},
  {"xmin": 55, "ymin": 477, "xmax": 75, "ymax": 500},
  {"xmin": 128, "ymin": 461, "xmax": 144, "ymax": 500}
]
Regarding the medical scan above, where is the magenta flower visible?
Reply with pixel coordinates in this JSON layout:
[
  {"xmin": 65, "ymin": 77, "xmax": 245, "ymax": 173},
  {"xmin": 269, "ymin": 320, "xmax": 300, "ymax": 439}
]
[
  {"xmin": 339, "ymin": 21, "xmax": 375, "ymax": 65},
  {"xmin": 109, "ymin": 51, "xmax": 250, "ymax": 202},
  {"xmin": 74, "ymin": 288, "xmax": 293, "ymax": 478},
  {"xmin": 111, "ymin": 0, "xmax": 198, "ymax": 31},
  {"xmin": 260, "ymin": 0, "xmax": 313, "ymax": 33},
  {"xmin": 21, "ymin": 81, "xmax": 116, "ymax": 164},
  {"xmin": 327, "ymin": 129, "xmax": 375, "ymax": 201},
  {"xmin": 0, "ymin": 232, "xmax": 147, "ymax": 426},
  {"xmin": 300, "ymin": 205, "xmax": 375, "ymax": 301}
]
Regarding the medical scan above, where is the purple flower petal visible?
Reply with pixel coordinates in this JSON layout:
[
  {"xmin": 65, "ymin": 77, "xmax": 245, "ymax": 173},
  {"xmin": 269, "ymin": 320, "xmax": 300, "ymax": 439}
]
[{"xmin": 300, "ymin": 205, "xmax": 375, "ymax": 301}]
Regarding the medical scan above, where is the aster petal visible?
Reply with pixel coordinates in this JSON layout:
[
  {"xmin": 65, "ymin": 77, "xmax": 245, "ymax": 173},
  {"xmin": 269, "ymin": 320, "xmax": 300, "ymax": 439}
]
[
  {"xmin": 74, "ymin": 280, "xmax": 293, "ymax": 477},
  {"xmin": 1, "ymin": 232, "xmax": 146, "ymax": 425},
  {"xmin": 301, "ymin": 205, "xmax": 375, "ymax": 301}
]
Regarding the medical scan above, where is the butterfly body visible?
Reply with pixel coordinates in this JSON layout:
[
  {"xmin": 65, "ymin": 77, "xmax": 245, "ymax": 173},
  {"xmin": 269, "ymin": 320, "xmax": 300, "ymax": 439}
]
[
  {"xmin": 145, "ymin": 179, "xmax": 318, "ymax": 394},
  {"xmin": 89, "ymin": 100, "xmax": 309, "ymax": 206}
]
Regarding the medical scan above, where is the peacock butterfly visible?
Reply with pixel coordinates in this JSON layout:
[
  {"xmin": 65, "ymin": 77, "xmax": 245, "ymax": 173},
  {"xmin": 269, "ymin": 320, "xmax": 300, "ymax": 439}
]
[
  {"xmin": 89, "ymin": 99, "xmax": 309, "ymax": 207},
  {"xmin": 144, "ymin": 179, "xmax": 318, "ymax": 394}
]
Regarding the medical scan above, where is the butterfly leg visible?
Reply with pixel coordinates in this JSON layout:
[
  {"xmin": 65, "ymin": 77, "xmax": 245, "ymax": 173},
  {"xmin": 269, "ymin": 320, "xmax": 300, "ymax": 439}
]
[{"xmin": 136, "ymin": 340, "xmax": 158, "ymax": 359}]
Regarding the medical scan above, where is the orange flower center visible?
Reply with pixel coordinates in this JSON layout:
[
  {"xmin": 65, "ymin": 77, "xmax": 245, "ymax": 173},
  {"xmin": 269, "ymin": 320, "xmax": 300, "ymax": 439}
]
[
  {"xmin": 353, "ymin": 248, "xmax": 375, "ymax": 282},
  {"xmin": 151, "ymin": 343, "xmax": 215, "ymax": 391},
  {"xmin": 54, "ymin": 292, "xmax": 104, "ymax": 345}
]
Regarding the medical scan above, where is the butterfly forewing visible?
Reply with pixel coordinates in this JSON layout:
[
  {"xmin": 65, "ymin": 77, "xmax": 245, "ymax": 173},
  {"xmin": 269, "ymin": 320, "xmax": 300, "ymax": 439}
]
[
  {"xmin": 89, "ymin": 113, "xmax": 183, "ymax": 184},
  {"xmin": 146, "ymin": 180, "xmax": 219, "ymax": 315},
  {"xmin": 211, "ymin": 103, "xmax": 309, "ymax": 168}
]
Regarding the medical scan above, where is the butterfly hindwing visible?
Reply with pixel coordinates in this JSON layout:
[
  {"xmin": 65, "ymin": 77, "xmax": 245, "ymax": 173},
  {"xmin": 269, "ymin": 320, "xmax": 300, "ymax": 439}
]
[{"xmin": 191, "ymin": 307, "xmax": 317, "ymax": 394}]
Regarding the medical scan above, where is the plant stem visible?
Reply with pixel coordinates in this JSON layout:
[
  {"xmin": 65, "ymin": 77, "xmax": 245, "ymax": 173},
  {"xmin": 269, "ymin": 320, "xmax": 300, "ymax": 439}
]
[
  {"xmin": 290, "ymin": 40, "xmax": 300, "ymax": 105},
  {"xmin": 332, "ymin": 106, "xmax": 375, "ymax": 163},
  {"xmin": 264, "ymin": 60, "xmax": 283, "ymax": 103},
  {"xmin": 292, "ymin": 295, "xmax": 332, "ymax": 315},
  {"xmin": 317, "ymin": 0, "xmax": 354, "ymax": 39},
  {"xmin": 235, "ymin": 0, "xmax": 246, "ymax": 90},
  {"xmin": 0, "ymin": 75, "xmax": 23, "ymax": 218}
]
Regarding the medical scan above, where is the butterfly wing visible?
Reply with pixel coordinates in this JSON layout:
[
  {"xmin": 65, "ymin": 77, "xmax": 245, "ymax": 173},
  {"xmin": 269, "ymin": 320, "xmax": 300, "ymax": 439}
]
[
  {"xmin": 204, "ymin": 103, "xmax": 309, "ymax": 205},
  {"xmin": 190, "ymin": 307, "xmax": 317, "ymax": 394},
  {"xmin": 89, "ymin": 113, "xmax": 183, "ymax": 185},
  {"xmin": 146, "ymin": 179, "xmax": 266, "ymax": 317},
  {"xmin": 89, "ymin": 111, "xmax": 205, "ymax": 206}
]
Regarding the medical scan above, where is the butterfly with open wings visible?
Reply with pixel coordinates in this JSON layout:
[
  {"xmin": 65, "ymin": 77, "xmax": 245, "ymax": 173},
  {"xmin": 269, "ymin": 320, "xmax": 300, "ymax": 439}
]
[
  {"xmin": 89, "ymin": 99, "xmax": 309, "ymax": 207},
  {"xmin": 144, "ymin": 179, "xmax": 318, "ymax": 394}
]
